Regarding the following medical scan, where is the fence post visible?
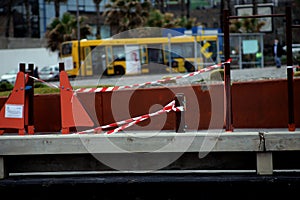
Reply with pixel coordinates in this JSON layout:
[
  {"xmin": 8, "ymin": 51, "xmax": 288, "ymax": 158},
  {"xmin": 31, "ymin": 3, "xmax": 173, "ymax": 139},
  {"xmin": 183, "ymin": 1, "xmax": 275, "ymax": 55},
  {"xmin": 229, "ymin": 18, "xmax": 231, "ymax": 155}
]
[
  {"xmin": 285, "ymin": 6, "xmax": 295, "ymax": 132},
  {"xmin": 175, "ymin": 93, "xmax": 186, "ymax": 133},
  {"xmin": 223, "ymin": 9, "xmax": 233, "ymax": 132},
  {"xmin": 25, "ymin": 63, "xmax": 35, "ymax": 134}
]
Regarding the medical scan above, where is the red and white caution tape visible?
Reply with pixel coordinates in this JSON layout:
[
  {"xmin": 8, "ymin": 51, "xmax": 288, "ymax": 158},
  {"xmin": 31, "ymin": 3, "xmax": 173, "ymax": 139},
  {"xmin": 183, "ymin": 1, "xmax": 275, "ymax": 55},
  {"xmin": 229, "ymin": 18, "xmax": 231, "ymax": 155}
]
[
  {"xmin": 75, "ymin": 59, "xmax": 232, "ymax": 93},
  {"xmin": 293, "ymin": 65, "xmax": 300, "ymax": 69},
  {"xmin": 29, "ymin": 75, "xmax": 60, "ymax": 88},
  {"xmin": 75, "ymin": 100, "xmax": 184, "ymax": 135}
]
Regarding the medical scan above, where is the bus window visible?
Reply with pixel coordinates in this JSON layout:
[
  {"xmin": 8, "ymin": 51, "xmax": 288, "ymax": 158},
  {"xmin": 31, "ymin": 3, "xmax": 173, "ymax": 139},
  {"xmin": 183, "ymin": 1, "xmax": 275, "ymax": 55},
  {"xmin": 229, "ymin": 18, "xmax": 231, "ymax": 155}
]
[
  {"xmin": 140, "ymin": 45, "xmax": 148, "ymax": 65},
  {"xmin": 61, "ymin": 42, "xmax": 72, "ymax": 56},
  {"xmin": 106, "ymin": 46, "xmax": 114, "ymax": 75},
  {"xmin": 91, "ymin": 46, "xmax": 106, "ymax": 75},
  {"xmin": 148, "ymin": 44, "xmax": 163, "ymax": 63},
  {"xmin": 112, "ymin": 46, "xmax": 125, "ymax": 61},
  {"xmin": 172, "ymin": 43, "xmax": 194, "ymax": 58},
  {"xmin": 83, "ymin": 47, "xmax": 93, "ymax": 76}
]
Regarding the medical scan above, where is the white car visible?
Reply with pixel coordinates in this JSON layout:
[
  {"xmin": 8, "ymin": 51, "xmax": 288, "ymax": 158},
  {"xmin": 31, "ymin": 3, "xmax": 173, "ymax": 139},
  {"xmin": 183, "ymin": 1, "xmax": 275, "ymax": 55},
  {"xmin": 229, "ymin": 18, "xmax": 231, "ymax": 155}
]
[
  {"xmin": 282, "ymin": 44, "xmax": 300, "ymax": 55},
  {"xmin": 0, "ymin": 68, "xmax": 18, "ymax": 85},
  {"xmin": 39, "ymin": 65, "xmax": 60, "ymax": 81}
]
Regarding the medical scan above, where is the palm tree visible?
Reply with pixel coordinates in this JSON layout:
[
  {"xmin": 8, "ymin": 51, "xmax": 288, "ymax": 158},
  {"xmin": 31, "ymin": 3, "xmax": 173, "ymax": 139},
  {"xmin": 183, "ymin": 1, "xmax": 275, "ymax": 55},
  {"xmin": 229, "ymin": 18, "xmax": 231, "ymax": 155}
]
[
  {"xmin": 45, "ymin": 0, "xmax": 68, "ymax": 18},
  {"xmin": 146, "ymin": 9, "xmax": 197, "ymax": 29},
  {"xmin": 93, "ymin": 0, "xmax": 102, "ymax": 39},
  {"xmin": 229, "ymin": 18, "xmax": 265, "ymax": 33},
  {"xmin": 45, "ymin": 12, "xmax": 92, "ymax": 52},
  {"xmin": 103, "ymin": 0, "xmax": 151, "ymax": 34}
]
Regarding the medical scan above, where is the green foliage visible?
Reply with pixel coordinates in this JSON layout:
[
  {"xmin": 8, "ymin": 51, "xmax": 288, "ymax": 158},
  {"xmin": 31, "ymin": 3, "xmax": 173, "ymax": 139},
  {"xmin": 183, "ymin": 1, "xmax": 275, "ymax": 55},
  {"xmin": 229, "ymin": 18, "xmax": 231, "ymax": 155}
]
[
  {"xmin": 103, "ymin": 0, "xmax": 152, "ymax": 33},
  {"xmin": 230, "ymin": 18, "xmax": 265, "ymax": 33},
  {"xmin": 0, "ymin": 82, "xmax": 60, "ymax": 97},
  {"xmin": 0, "ymin": 81, "xmax": 14, "ymax": 92},
  {"xmin": 146, "ymin": 9, "xmax": 198, "ymax": 29},
  {"xmin": 103, "ymin": 0, "xmax": 198, "ymax": 34},
  {"xmin": 34, "ymin": 82, "xmax": 50, "ymax": 88},
  {"xmin": 34, "ymin": 87, "xmax": 60, "ymax": 94},
  {"xmin": 45, "ymin": 12, "xmax": 92, "ymax": 52}
]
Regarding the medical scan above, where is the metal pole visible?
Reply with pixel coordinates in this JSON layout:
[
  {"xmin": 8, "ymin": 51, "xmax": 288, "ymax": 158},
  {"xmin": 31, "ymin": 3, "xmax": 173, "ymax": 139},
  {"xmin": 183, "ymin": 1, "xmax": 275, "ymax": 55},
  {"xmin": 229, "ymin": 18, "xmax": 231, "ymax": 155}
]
[
  {"xmin": 26, "ymin": 63, "xmax": 34, "ymax": 134},
  {"xmin": 260, "ymin": 33, "xmax": 264, "ymax": 68},
  {"xmin": 223, "ymin": 9, "xmax": 233, "ymax": 132},
  {"xmin": 238, "ymin": 35, "xmax": 242, "ymax": 69},
  {"xmin": 168, "ymin": 33, "xmax": 172, "ymax": 73},
  {"xmin": 194, "ymin": 35, "xmax": 197, "ymax": 70},
  {"xmin": 76, "ymin": 0, "xmax": 81, "ymax": 76},
  {"xmin": 175, "ymin": 93, "xmax": 186, "ymax": 133},
  {"xmin": 285, "ymin": 6, "xmax": 295, "ymax": 131}
]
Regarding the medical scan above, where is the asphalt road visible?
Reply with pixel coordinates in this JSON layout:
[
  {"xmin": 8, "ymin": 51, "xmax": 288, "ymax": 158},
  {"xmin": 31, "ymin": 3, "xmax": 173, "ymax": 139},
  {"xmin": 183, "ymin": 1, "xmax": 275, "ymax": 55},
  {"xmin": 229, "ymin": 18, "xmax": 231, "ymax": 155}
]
[{"xmin": 62, "ymin": 66, "xmax": 297, "ymax": 88}]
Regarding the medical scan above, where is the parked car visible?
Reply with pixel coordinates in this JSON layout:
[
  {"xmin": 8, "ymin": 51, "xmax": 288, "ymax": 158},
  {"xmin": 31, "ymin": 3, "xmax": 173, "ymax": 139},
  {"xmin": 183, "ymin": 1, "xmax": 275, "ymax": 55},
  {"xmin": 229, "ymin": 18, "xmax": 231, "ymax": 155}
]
[
  {"xmin": 283, "ymin": 44, "xmax": 300, "ymax": 65},
  {"xmin": 0, "ymin": 68, "xmax": 18, "ymax": 85},
  {"xmin": 39, "ymin": 65, "xmax": 60, "ymax": 81},
  {"xmin": 282, "ymin": 44, "xmax": 300, "ymax": 55}
]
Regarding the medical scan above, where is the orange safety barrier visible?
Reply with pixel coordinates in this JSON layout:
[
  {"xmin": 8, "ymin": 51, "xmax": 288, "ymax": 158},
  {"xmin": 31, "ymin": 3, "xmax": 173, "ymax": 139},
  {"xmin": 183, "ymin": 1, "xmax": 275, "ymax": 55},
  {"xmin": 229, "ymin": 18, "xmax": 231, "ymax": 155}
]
[
  {"xmin": 0, "ymin": 63, "xmax": 30, "ymax": 135},
  {"xmin": 59, "ymin": 63, "xmax": 94, "ymax": 134}
]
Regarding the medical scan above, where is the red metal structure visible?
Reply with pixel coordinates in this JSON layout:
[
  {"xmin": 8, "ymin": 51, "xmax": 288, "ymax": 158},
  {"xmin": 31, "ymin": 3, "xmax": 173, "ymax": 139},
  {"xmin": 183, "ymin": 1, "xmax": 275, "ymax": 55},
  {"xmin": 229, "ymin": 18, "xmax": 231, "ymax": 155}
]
[{"xmin": 223, "ymin": 6, "xmax": 297, "ymax": 131}]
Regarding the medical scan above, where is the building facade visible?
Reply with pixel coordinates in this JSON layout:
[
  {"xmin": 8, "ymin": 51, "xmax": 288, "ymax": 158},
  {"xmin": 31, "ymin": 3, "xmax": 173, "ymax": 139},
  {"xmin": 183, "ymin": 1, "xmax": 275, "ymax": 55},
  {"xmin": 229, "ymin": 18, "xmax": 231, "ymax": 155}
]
[{"xmin": 0, "ymin": 0, "xmax": 299, "ymax": 47}]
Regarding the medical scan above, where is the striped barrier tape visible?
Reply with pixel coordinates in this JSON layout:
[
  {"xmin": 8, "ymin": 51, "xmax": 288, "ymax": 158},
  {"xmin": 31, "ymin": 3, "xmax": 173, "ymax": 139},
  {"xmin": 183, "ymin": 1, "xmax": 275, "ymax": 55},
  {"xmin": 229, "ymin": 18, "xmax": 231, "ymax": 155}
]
[
  {"xmin": 76, "ymin": 100, "xmax": 184, "ymax": 135},
  {"xmin": 26, "ymin": 59, "xmax": 232, "ymax": 92},
  {"xmin": 75, "ymin": 59, "xmax": 232, "ymax": 93},
  {"xmin": 29, "ymin": 75, "xmax": 60, "ymax": 88}
]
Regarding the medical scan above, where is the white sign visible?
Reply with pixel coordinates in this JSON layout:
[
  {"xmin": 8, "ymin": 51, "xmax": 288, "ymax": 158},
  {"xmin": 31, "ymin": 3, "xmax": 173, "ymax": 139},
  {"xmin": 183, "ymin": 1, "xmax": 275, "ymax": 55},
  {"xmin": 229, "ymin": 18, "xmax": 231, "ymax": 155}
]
[
  {"xmin": 62, "ymin": 56, "xmax": 74, "ymax": 71},
  {"xmin": 243, "ymin": 40, "xmax": 258, "ymax": 54},
  {"xmin": 5, "ymin": 104, "xmax": 24, "ymax": 119},
  {"xmin": 125, "ymin": 45, "xmax": 141, "ymax": 75}
]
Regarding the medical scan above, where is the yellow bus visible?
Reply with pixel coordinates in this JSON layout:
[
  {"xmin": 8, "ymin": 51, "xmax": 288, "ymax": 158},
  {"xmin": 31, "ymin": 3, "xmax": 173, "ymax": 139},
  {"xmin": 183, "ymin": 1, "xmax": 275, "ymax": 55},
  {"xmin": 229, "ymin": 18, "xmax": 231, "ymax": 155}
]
[{"xmin": 59, "ymin": 35, "xmax": 219, "ymax": 77}]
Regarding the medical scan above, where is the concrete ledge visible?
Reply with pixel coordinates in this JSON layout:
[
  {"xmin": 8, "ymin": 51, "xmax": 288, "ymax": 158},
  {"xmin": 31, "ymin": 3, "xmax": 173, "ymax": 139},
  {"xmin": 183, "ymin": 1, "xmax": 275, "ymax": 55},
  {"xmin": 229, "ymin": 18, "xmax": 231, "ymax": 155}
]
[
  {"xmin": 0, "ymin": 130, "xmax": 300, "ymax": 179},
  {"xmin": 0, "ymin": 130, "xmax": 299, "ymax": 155}
]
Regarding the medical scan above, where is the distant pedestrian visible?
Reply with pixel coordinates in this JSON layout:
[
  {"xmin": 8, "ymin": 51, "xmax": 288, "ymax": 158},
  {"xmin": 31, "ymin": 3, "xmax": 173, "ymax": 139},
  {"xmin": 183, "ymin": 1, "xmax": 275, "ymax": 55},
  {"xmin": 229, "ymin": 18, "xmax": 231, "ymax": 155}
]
[
  {"xmin": 273, "ymin": 39, "xmax": 284, "ymax": 68},
  {"xmin": 33, "ymin": 66, "xmax": 39, "ymax": 79}
]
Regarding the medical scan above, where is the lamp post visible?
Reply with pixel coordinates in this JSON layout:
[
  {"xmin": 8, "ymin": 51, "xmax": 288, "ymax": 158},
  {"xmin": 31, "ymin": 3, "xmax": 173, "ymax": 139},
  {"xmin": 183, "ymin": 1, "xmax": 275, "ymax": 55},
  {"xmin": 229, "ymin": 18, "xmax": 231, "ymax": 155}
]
[{"xmin": 76, "ymin": 0, "xmax": 81, "ymax": 75}]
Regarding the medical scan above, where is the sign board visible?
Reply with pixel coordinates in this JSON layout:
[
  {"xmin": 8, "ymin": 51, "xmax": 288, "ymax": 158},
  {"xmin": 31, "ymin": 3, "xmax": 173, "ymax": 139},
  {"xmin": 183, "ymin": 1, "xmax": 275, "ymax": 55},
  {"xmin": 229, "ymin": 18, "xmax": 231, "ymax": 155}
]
[
  {"xmin": 62, "ymin": 56, "xmax": 74, "ymax": 71},
  {"xmin": 235, "ymin": 3, "xmax": 273, "ymax": 32},
  {"xmin": 125, "ymin": 45, "xmax": 141, "ymax": 75},
  {"xmin": 242, "ymin": 40, "xmax": 258, "ymax": 54},
  {"xmin": 5, "ymin": 104, "xmax": 23, "ymax": 118}
]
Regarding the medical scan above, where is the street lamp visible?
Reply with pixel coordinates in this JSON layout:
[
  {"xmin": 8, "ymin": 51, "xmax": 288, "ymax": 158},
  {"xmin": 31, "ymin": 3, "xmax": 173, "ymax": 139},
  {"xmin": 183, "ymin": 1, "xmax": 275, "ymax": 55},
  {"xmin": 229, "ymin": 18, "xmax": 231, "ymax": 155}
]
[{"xmin": 76, "ymin": 0, "xmax": 81, "ymax": 75}]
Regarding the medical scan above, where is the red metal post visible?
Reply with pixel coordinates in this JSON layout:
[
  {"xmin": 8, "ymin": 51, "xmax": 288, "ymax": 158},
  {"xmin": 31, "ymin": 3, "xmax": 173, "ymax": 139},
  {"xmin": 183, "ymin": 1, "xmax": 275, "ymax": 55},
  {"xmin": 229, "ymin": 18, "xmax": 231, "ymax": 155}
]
[
  {"xmin": 223, "ymin": 9, "xmax": 233, "ymax": 132},
  {"xmin": 59, "ymin": 62, "xmax": 94, "ymax": 134},
  {"xmin": 285, "ymin": 6, "xmax": 295, "ymax": 131}
]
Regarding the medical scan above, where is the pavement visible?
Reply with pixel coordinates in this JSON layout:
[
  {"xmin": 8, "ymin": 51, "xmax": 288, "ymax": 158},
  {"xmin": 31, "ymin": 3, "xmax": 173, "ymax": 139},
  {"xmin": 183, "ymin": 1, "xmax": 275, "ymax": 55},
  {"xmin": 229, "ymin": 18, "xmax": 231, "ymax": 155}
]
[{"xmin": 69, "ymin": 66, "xmax": 299, "ymax": 88}]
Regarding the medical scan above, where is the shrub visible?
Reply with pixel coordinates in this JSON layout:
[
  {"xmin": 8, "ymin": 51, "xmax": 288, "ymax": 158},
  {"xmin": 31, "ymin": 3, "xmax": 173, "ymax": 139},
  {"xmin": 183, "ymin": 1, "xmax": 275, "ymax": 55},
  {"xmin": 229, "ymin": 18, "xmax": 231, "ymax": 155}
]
[{"xmin": 0, "ymin": 80, "xmax": 13, "ymax": 92}]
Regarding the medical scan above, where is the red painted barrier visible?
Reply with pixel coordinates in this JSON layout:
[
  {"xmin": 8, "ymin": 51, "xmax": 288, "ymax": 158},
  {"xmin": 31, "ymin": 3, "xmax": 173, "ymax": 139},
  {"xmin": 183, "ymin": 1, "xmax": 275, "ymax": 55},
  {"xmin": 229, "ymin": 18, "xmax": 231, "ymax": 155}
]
[
  {"xmin": 59, "ymin": 63, "xmax": 94, "ymax": 134},
  {"xmin": 0, "ymin": 77, "xmax": 299, "ymax": 134},
  {"xmin": 0, "ymin": 64, "xmax": 26, "ymax": 135}
]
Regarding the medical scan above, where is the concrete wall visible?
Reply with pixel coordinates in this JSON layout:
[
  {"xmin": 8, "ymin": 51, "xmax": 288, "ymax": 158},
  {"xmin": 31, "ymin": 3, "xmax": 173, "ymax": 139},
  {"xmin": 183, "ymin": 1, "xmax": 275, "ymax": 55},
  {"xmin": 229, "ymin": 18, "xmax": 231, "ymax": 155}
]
[{"xmin": 0, "ymin": 47, "xmax": 59, "ymax": 76}]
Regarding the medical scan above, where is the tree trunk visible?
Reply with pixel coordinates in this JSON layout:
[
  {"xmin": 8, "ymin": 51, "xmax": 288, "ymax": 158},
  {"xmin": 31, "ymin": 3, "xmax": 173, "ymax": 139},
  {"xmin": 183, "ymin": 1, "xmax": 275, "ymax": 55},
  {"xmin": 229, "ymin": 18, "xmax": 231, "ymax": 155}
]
[
  {"xmin": 180, "ymin": 0, "xmax": 185, "ymax": 18},
  {"xmin": 253, "ymin": 0, "xmax": 257, "ymax": 15},
  {"xmin": 25, "ymin": 0, "xmax": 32, "ymax": 37},
  {"xmin": 161, "ymin": 0, "xmax": 165, "ymax": 13},
  {"xmin": 186, "ymin": 0, "xmax": 190, "ymax": 19},
  {"xmin": 5, "ymin": 0, "xmax": 13, "ymax": 37},
  {"xmin": 54, "ymin": 0, "xmax": 60, "ymax": 18},
  {"xmin": 96, "ymin": 3, "xmax": 101, "ymax": 39}
]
